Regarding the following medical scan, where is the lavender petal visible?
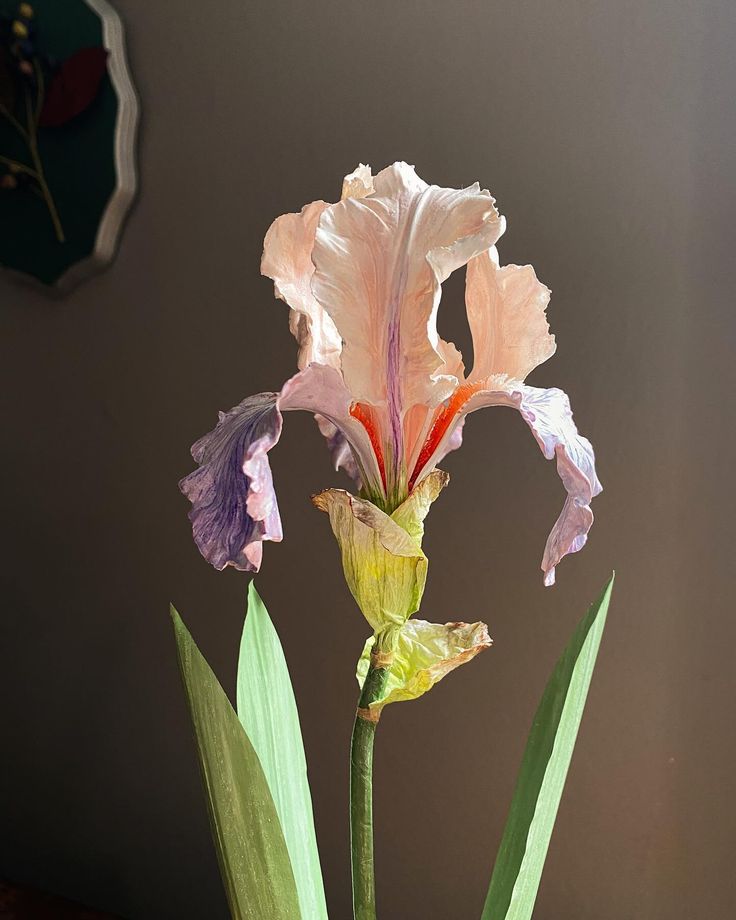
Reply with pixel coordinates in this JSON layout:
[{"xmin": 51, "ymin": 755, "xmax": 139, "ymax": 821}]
[{"xmin": 179, "ymin": 393, "xmax": 284, "ymax": 572}]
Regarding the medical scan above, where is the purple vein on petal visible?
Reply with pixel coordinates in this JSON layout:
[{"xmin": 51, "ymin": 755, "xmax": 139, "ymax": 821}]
[{"xmin": 179, "ymin": 392, "xmax": 284, "ymax": 572}]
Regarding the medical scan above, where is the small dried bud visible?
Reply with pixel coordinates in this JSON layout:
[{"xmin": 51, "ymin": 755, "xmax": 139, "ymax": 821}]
[{"xmin": 1, "ymin": 174, "xmax": 19, "ymax": 190}]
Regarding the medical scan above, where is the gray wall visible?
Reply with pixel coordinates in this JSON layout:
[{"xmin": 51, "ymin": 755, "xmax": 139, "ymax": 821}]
[{"xmin": 2, "ymin": 1, "xmax": 734, "ymax": 917}]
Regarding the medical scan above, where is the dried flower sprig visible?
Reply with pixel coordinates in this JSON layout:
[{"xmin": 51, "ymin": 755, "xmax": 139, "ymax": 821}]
[
  {"xmin": 0, "ymin": 4, "xmax": 64, "ymax": 241},
  {"xmin": 0, "ymin": 3, "xmax": 109, "ymax": 244}
]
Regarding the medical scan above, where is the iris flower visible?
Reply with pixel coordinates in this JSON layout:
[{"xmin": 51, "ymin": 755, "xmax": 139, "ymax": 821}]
[
  {"xmin": 180, "ymin": 162, "xmax": 600, "ymax": 589},
  {"xmin": 180, "ymin": 165, "xmax": 603, "ymax": 919}
]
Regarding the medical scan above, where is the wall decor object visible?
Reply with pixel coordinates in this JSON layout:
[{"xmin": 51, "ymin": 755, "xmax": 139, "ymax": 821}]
[
  {"xmin": 0, "ymin": 0, "xmax": 137, "ymax": 292},
  {"xmin": 173, "ymin": 162, "xmax": 614, "ymax": 920}
]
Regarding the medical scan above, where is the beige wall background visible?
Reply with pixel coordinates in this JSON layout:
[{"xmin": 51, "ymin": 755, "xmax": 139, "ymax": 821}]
[{"xmin": 2, "ymin": 1, "xmax": 734, "ymax": 917}]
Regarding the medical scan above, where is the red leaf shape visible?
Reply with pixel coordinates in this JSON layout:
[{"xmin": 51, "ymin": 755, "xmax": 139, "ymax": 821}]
[{"xmin": 39, "ymin": 47, "xmax": 109, "ymax": 128}]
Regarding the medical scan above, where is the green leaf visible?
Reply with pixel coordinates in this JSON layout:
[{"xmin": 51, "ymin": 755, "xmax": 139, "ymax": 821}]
[
  {"xmin": 171, "ymin": 606, "xmax": 301, "ymax": 920},
  {"xmin": 237, "ymin": 583, "xmax": 328, "ymax": 920},
  {"xmin": 481, "ymin": 573, "xmax": 615, "ymax": 920}
]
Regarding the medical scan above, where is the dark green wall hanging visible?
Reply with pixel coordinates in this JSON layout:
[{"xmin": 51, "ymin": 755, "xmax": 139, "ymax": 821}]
[{"xmin": 0, "ymin": 0, "xmax": 138, "ymax": 292}]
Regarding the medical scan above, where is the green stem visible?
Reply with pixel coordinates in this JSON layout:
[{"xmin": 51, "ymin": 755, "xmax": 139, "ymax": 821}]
[{"xmin": 350, "ymin": 652, "xmax": 392, "ymax": 920}]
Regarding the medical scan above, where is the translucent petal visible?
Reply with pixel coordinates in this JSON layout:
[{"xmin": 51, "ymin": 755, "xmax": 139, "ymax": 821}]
[
  {"xmin": 179, "ymin": 393, "xmax": 283, "ymax": 572},
  {"xmin": 466, "ymin": 248, "xmax": 556, "ymax": 383},
  {"xmin": 261, "ymin": 200, "xmax": 341, "ymax": 370},
  {"xmin": 180, "ymin": 365, "xmax": 384, "ymax": 573},
  {"xmin": 311, "ymin": 162, "xmax": 504, "ymax": 413},
  {"xmin": 341, "ymin": 163, "xmax": 374, "ymax": 200},
  {"xmin": 463, "ymin": 380, "xmax": 602, "ymax": 585}
]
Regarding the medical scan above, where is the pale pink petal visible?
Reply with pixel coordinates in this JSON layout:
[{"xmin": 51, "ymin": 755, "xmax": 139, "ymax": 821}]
[
  {"xmin": 261, "ymin": 200, "xmax": 342, "ymax": 369},
  {"xmin": 402, "ymin": 336, "xmax": 466, "ymax": 475},
  {"xmin": 466, "ymin": 248, "xmax": 556, "ymax": 383},
  {"xmin": 279, "ymin": 364, "xmax": 384, "ymax": 495},
  {"xmin": 262, "ymin": 201, "xmax": 362, "ymax": 482},
  {"xmin": 311, "ymin": 162, "xmax": 505, "ymax": 417},
  {"xmin": 403, "ymin": 403, "xmax": 431, "ymax": 471},
  {"xmin": 342, "ymin": 163, "xmax": 374, "ymax": 200},
  {"xmin": 462, "ymin": 380, "xmax": 602, "ymax": 585},
  {"xmin": 436, "ymin": 337, "xmax": 465, "ymax": 380}
]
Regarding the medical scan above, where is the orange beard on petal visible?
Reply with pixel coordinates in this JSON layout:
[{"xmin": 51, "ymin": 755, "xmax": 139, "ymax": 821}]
[
  {"xmin": 350, "ymin": 401, "xmax": 387, "ymax": 493},
  {"xmin": 408, "ymin": 382, "xmax": 483, "ymax": 491}
]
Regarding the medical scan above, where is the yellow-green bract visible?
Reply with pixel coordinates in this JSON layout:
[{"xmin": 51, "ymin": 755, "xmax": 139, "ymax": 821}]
[
  {"xmin": 312, "ymin": 470, "xmax": 448, "ymax": 632},
  {"xmin": 356, "ymin": 618, "xmax": 491, "ymax": 714}
]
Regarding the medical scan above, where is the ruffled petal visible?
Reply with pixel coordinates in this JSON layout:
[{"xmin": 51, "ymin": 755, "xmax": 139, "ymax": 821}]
[
  {"xmin": 312, "ymin": 471, "xmax": 448, "ymax": 630},
  {"xmin": 261, "ymin": 200, "xmax": 342, "ymax": 370},
  {"xmin": 463, "ymin": 380, "xmax": 602, "ymax": 585},
  {"xmin": 180, "ymin": 363, "xmax": 385, "ymax": 573},
  {"xmin": 466, "ymin": 248, "xmax": 556, "ymax": 383},
  {"xmin": 179, "ymin": 393, "xmax": 283, "ymax": 572},
  {"xmin": 261, "ymin": 177, "xmax": 387, "ymax": 486},
  {"xmin": 341, "ymin": 163, "xmax": 374, "ymax": 200},
  {"xmin": 311, "ymin": 162, "xmax": 505, "ymax": 414},
  {"xmin": 356, "ymin": 619, "xmax": 492, "ymax": 714},
  {"xmin": 261, "ymin": 164, "xmax": 381, "ymax": 370}
]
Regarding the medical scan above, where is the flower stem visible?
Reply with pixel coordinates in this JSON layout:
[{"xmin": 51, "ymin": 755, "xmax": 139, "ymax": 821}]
[{"xmin": 350, "ymin": 652, "xmax": 392, "ymax": 920}]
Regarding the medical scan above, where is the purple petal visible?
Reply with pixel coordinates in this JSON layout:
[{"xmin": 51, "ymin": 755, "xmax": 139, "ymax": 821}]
[
  {"xmin": 314, "ymin": 413, "xmax": 362, "ymax": 486},
  {"xmin": 179, "ymin": 393, "xmax": 283, "ymax": 572},
  {"xmin": 436, "ymin": 414, "xmax": 465, "ymax": 464},
  {"xmin": 515, "ymin": 387, "xmax": 601, "ymax": 585}
]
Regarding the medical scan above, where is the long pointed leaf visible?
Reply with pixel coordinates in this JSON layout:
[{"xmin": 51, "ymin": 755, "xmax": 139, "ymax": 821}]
[
  {"xmin": 237, "ymin": 583, "xmax": 328, "ymax": 920},
  {"xmin": 171, "ymin": 606, "xmax": 301, "ymax": 920},
  {"xmin": 482, "ymin": 573, "xmax": 615, "ymax": 920}
]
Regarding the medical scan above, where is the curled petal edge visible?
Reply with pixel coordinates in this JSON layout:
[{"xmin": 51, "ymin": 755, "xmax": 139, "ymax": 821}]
[
  {"xmin": 311, "ymin": 161, "xmax": 505, "ymax": 413},
  {"xmin": 179, "ymin": 392, "xmax": 284, "ymax": 573},
  {"xmin": 261, "ymin": 199, "xmax": 341, "ymax": 371},
  {"xmin": 179, "ymin": 364, "xmax": 377, "ymax": 574},
  {"xmin": 463, "ymin": 380, "xmax": 602, "ymax": 585},
  {"xmin": 465, "ymin": 247, "xmax": 556, "ymax": 383}
]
